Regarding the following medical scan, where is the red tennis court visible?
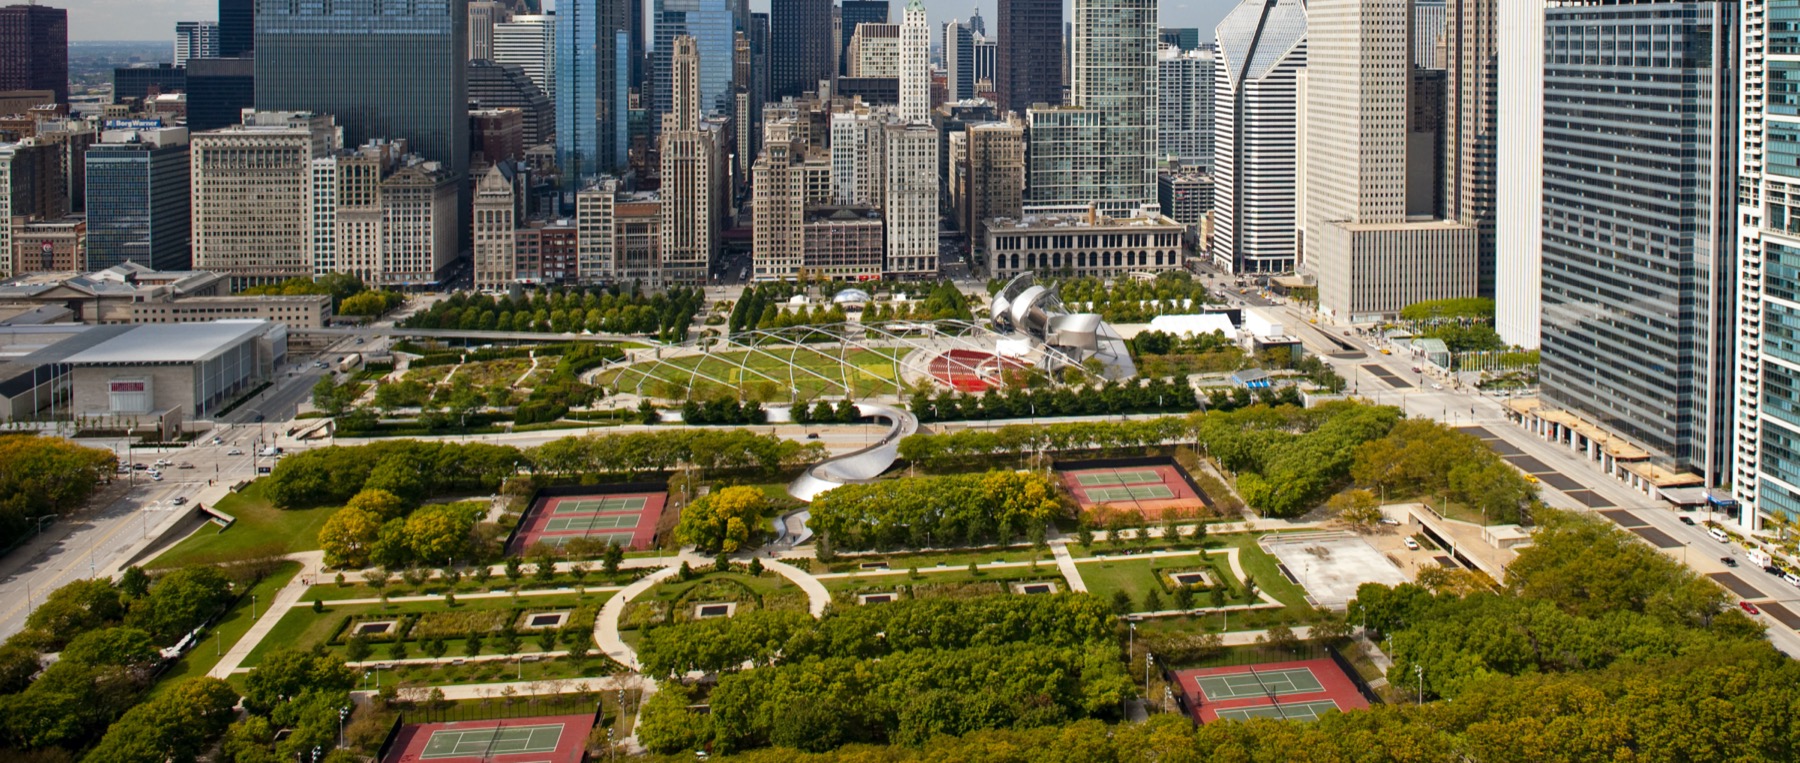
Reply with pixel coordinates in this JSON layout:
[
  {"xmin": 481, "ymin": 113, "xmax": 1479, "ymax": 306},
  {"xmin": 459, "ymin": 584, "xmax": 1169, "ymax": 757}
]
[
  {"xmin": 509, "ymin": 492, "xmax": 665, "ymax": 554},
  {"xmin": 1059, "ymin": 463, "xmax": 1204, "ymax": 516},
  {"xmin": 1173, "ymin": 658, "xmax": 1369, "ymax": 724},
  {"xmin": 382, "ymin": 713, "xmax": 593, "ymax": 763}
]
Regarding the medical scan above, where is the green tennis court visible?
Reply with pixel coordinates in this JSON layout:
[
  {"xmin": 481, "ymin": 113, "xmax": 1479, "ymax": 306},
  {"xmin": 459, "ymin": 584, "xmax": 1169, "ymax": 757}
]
[
  {"xmin": 1195, "ymin": 668, "xmax": 1325, "ymax": 701},
  {"xmin": 538, "ymin": 531, "xmax": 636, "ymax": 547},
  {"xmin": 1212, "ymin": 699, "xmax": 1341, "ymax": 722},
  {"xmin": 1074, "ymin": 469, "xmax": 1162, "ymax": 486},
  {"xmin": 1084, "ymin": 484, "xmax": 1176, "ymax": 502},
  {"xmin": 419, "ymin": 724, "xmax": 564, "ymax": 758},
  {"xmin": 553, "ymin": 497, "xmax": 647, "ymax": 514},
  {"xmin": 544, "ymin": 514, "xmax": 641, "ymax": 532}
]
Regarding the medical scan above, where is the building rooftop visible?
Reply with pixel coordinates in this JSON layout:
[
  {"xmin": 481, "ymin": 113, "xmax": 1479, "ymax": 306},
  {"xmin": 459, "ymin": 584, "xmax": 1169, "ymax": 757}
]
[
  {"xmin": 63, "ymin": 321, "xmax": 271, "ymax": 365},
  {"xmin": 988, "ymin": 212, "xmax": 1182, "ymax": 230}
]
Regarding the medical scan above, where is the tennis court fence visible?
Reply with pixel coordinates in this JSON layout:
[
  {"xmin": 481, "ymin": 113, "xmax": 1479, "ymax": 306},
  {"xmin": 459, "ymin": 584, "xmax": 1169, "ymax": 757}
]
[{"xmin": 401, "ymin": 694, "xmax": 602, "ymax": 726}]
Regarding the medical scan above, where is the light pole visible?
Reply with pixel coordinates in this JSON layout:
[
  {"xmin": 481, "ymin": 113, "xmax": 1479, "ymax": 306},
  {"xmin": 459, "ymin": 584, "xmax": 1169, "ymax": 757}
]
[
  {"xmin": 338, "ymin": 706, "xmax": 349, "ymax": 748},
  {"xmin": 1415, "ymin": 664, "xmax": 1423, "ymax": 705}
]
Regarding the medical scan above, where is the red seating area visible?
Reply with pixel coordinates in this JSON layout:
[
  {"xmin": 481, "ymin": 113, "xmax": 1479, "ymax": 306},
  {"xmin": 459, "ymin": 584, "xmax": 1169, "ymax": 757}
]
[{"xmin": 929, "ymin": 350, "xmax": 1025, "ymax": 392}]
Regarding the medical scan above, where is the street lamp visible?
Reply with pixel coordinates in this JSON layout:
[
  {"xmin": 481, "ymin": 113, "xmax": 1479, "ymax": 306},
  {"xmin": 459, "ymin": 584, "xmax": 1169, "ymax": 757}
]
[{"xmin": 1415, "ymin": 664, "xmax": 1424, "ymax": 705}]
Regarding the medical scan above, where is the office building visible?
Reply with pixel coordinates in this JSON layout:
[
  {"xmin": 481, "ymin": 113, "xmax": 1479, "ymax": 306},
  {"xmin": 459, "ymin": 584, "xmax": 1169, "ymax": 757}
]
[
  {"xmin": 575, "ymin": 179, "xmax": 617, "ymax": 282},
  {"xmin": 944, "ymin": 20, "xmax": 975, "ymax": 101},
  {"xmin": 495, "ymin": 14, "xmax": 556, "ymax": 101},
  {"xmin": 840, "ymin": 1, "xmax": 889, "ymax": 75},
  {"xmin": 189, "ymin": 112, "xmax": 341, "ymax": 288},
  {"xmin": 1538, "ymin": 2, "xmax": 1736, "ymax": 491},
  {"xmin": 883, "ymin": 0, "xmax": 937, "ymax": 278},
  {"xmin": 0, "ymin": 139, "xmax": 66, "ymax": 222},
  {"xmin": 962, "ymin": 119, "xmax": 1024, "ymax": 247},
  {"xmin": 996, "ymin": 0, "xmax": 1061, "ymax": 112},
  {"xmin": 1413, "ymin": 1, "xmax": 1446, "ymax": 69},
  {"xmin": 653, "ymin": 0, "xmax": 738, "ymax": 127},
  {"xmin": 113, "ymin": 65, "xmax": 186, "ymax": 105},
  {"xmin": 557, "ymin": 0, "xmax": 631, "ymax": 181},
  {"xmin": 175, "ymin": 21, "xmax": 220, "ymax": 67},
  {"xmin": 0, "ymin": 4, "xmax": 67, "ymax": 104},
  {"xmin": 1158, "ymin": 45, "xmax": 1214, "ymax": 171},
  {"xmin": 255, "ymin": 0, "xmax": 468, "ymax": 181},
  {"xmin": 471, "ymin": 108, "xmax": 526, "ymax": 173},
  {"xmin": 985, "ymin": 211, "xmax": 1184, "ymax": 280},
  {"xmin": 1025, "ymin": 0, "xmax": 1157, "ymax": 215},
  {"xmin": 660, "ymin": 36, "xmax": 722, "ymax": 285},
  {"xmin": 1159, "ymin": 27, "xmax": 1202, "ymax": 50},
  {"xmin": 1301, "ymin": 0, "xmax": 1476, "ymax": 320},
  {"xmin": 753, "ymin": 119, "xmax": 833, "ymax": 280},
  {"xmin": 469, "ymin": 61, "xmax": 556, "ymax": 149},
  {"xmin": 1495, "ymin": 0, "xmax": 1544, "ymax": 348},
  {"xmin": 899, "ymin": 0, "xmax": 929, "ymax": 122},
  {"xmin": 218, "ymin": 0, "xmax": 251, "ymax": 57},
  {"xmin": 1158, "ymin": 170, "xmax": 1211, "ymax": 229},
  {"xmin": 972, "ymin": 35, "xmax": 996, "ymax": 95},
  {"xmin": 472, "ymin": 165, "xmax": 521, "ymax": 290},
  {"xmin": 1211, "ymin": 0, "xmax": 1306, "ymax": 274},
  {"xmin": 184, "ymin": 57, "xmax": 255, "ymax": 134},
  {"xmin": 773, "ymin": 0, "xmax": 833, "ymax": 99},
  {"xmin": 514, "ymin": 220, "xmax": 578, "ymax": 283},
  {"xmin": 84, "ymin": 127, "xmax": 191, "ymax": 271},
  {"xmin": 849, "ymin": 24, "xmax": 901, "ymax": 77},
  {"xmin": 1443, "ymin": 0, "xmax": 1497, "ymax": 297},
  {"xmin": 470, "ymin": 1, "xmax": 507, "ymax": 62},
  {"xmin": 803, "ymin": 206, "xmax": 884, "ymax": 279}
]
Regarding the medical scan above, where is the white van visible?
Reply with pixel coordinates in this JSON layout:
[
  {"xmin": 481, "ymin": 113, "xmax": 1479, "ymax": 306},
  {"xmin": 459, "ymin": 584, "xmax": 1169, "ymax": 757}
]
[
  {"xmin": 1748, "ymin": 549, "xmax": 1773, "ymax": 569},
  {"xmin": 1709, "ymin": 527, "xmax": 1729, "ymax": 543}
]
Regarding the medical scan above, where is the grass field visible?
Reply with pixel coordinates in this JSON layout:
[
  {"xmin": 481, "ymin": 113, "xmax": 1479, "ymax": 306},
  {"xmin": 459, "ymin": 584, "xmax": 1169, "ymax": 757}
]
[
  {"xmin": 148, "ymin": 482, "xmax": 334, "ymax": 569},
  {"xmin": 820, "ymin": 561, "xmax": 1063, "ymax": 595},
  {"xmin": 146, "ymin": 561, "xmax": 302, "ymax": 697},
  {"xmin": 599, "ymin": 347, "xmax": 909, "ymax": 401},
  {"xmin": 306, "ymin": 572, "xmax": 636, "ymax": 602},
  {"xmin": 1076, "ymin": 553, "xmax": 1246, "ymax": 609},
  {"xmin": 816, "ymin": 546, "xmax": 1049, "ymax": 574},
  {"xmin": 377, "ymin": 653, "xmax": 618, "ymax": 689},
  {"xmin": 242, "ymin": 591, "xmax": 612, "ymax": 668}
]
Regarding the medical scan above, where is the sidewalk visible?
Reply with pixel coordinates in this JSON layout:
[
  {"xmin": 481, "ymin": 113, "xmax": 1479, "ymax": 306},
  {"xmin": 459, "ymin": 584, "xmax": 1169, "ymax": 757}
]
[
  {"xmin": 761, "ymin": 556, "xmax": 830, "ymax": 616},
  {"xmin": 209, "ymin": 550, "xmax": 323, "ymax": 679},
  {"xmin": 1049, "ymin": 539, "xmax": 1088, "ymax": 593},
  {"xmin": 357, "ymin": 673, "xmax": 639, "ymax": 700}
]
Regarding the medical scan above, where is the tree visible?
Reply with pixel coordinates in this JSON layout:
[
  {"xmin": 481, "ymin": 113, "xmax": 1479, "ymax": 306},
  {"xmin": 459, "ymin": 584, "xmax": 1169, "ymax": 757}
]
[
  {"xmin": 129, "ymin": 565, "xmax": 233, "ymax": 641},
  {"xmin": 345, "ymin": 635, "xmax": 371, "ymax": 662},
  {"xmin": 715, "ymin": 552, "xmax": 731, "ymax": 573},
  {"xmin": 22, "ymin": 578, "xmax": 124, "ymax": 650},
  {"xmin": 747, "ymin": 557, "xmax": 765, "ymax": 576},
  {"xmin": 1329, "ymin": 489, "xmax": 1383, "ymax": 532},
  {"xmin": 1111, "ymin": 590, "xmax": 1133, "ymax": 615},
  {"xmin": 318, "ymin": 507, "xmax": 381, "ymax": 568},
  {"xmin": 388, "ymin": 640, "xmax": 408, "ymax": 660},
  {"xmin": 423, "ymin": 637, "xmax": 448, "ymax": 659},
  {"xmin": 496, "ymin": 628, "xmax": 521, "ymax": 655},
  {"xmin": 345, "ymin": 488, "xmax": 408, "ymax": 521},
  {"xmin": 312, "ymin": 376, "xmax": 349, "ymax": 417},
  {"xmin": 533, "ymin": 552, "xmax": 558, "ymax": 582},
  {"xmin": 1262, "ymin": 623, "xmax": 1298, "ymax": 652},
  {"xmin": 0, "ymin": 644, "xmax": 40, "ymax": 694},
  {"xmin": 675, "ymin": 486, "xmax": 769, "ymax": 553},
  {"xmin": 537, "ymin": 628, "xmax": 559, "ymax": 653},
  {"xmin": 81, "ymin": 676, "xmax": 239, "ymax": 763},
  {"xmin": 407, "ymin": 504, "xmax": 477, "ymax": 564},
  {"xmin": 340, "ymin": 290, "xmax": 396, "ymax": 317},
  {"xmin": 1209, "ymin": 586, "xmax": 1227, "ymax": 609},
  {"xmin": 1173, "ymin": 586, "xmax": 1195, "ymax": 611},
  {"xmin": 241, "ymin": 648, "xmax": 355, "ymax": 716},
  {"xmin": 602, "ymin": 542, "xmax": 624, "ymax": 575},
  {"xmin": 60, "ymin": 626, "xmax": 157, "ymax": 667},
  {"xmin": 464, "ymin": 633, "xmax": 485, "ymax": 657},
  {"xmin": 1143, "ymin": 588, "xmax": 1165, "ymax": 612},
  {"xmin": 505, "ymin": 557, "xmax": 524, "ymax": 583}
]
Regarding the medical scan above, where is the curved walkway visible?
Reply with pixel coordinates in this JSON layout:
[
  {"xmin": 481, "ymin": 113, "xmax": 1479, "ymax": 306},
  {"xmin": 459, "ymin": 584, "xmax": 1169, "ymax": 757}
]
[
  {"xmin": 787, "ymin": 402, "xmax": 917, "ymax": 503},
  {"xmin": 761, "ymin": 556, "xmax": 830, "ymax": 616},
  {"xmin": 594, "ymin": 563, "xmax": 686, "ymax": 671}
]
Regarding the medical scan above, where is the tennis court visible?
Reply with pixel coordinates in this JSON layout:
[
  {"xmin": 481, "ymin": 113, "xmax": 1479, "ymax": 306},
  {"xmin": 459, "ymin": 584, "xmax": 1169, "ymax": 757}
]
[
  {"xmin": 1194, "ymin": 667, "xmax": 1325, "ymax": 701},
  {"xmin": 1074, "ymin": 469, "xmax": 1162, "ymax": 487},
  {"xmin": 543, "ymin": 514, "xmax": 641, "ymax": 532},
  {"xmin": 420, "ymin": 724, "xmax": 563, "ymax": 758},
  {"xmin": 1213, "ymin": 700, "xmax": 1343, "ymax": 722},
  {"xmin": 553, "ymin": 497, "xmax": 647, "ymax": 514},
  {"xmin": 1084, "ymin": 484, "xmax": 1177, "ymax": 502}
]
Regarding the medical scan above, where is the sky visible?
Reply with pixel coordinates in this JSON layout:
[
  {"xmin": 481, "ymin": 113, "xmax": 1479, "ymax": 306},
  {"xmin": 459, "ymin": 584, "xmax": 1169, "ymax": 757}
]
[{"xmin": 62, "ymin": 0, "xmax": 1243, "ymax": 47}]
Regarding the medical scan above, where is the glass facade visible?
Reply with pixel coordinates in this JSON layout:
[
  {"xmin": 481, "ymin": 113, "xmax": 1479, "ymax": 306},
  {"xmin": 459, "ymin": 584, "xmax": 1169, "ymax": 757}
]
[
  {"xmin": 653, "ymin": 0, "xmax": 739, "ymax": 126},
  {"xmin": 1538, "ymin": 2, "xmax": 1736, "ymax": 481},
  {"xmin": 556, "ymin": 0, "xmax": 630, "ymax": 184},
  {"xmin": 84, "ymin": 141, "xmax": 191, "ymax": 271}
]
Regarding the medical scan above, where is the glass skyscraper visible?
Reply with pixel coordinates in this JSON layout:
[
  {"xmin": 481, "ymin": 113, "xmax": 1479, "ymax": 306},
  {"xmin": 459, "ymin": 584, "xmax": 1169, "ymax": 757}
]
[
  {"xmin": 1539, "ymin": 1, "xmax": 1736, "ymax": 486},
  {"xmin": 653, "ymin": 0, "xmax": 739, "ymax": 127},
  {"xmin": 557, "ymin": 0, "xmax": 631, "ymax": 184},
  {"xmin": 254, "ymin": 0, "xmax": 468, "ymax": 180},
  {"xmin": 85, "ymin": 132, "xmax": 192, "ymax": 271}
]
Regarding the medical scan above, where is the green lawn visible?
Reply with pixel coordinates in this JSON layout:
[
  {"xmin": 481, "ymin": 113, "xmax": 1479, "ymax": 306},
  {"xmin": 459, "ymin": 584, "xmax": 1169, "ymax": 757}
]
[
  {"xmin": 307, "ymin": 570, "xmax": 638, "ymax": 602},
  {"xmin": 148, "ymin": 481, "xmax": 335, "ymax": 569},
  {"xmin": 821, "ymin": 562, "xmax": 1062, "ymax": 595},
  {"xmin": 243, "ymin": 591, "xmax": 612, "ymax": 668},
  {"xmin": 374, "ymin": 653, "xmax": 618, "ymax": 689},
  {"xmin": 1219, "ymin": 534, "xmax": 1311, "ymax": 608},
  {"xmin": 599, "ymin": 347, "xmax": 909, "ymax": 401},
  {"xmin": 818, "ymin": 546, "xmax": 1050, "ymax": 574},
  {"xmin": 146, "ymin": 561, "xmax": 303, "ymax": 697},
  {"xmin": 634, "ymin": 571, "xmax": 790, "ymax": 604}
]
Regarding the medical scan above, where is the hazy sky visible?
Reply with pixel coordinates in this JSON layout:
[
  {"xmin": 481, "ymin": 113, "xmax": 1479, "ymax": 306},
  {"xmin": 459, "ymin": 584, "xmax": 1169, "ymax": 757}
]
[{"xmin": 64, "ymin": 0, "xmax": 1242, "ymax": 46}]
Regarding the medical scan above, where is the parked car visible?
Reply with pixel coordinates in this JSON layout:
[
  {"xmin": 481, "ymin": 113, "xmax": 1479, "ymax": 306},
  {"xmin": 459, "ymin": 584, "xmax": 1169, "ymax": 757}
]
[
  {"xmin": 177, "ymin": 462, "xmax": 195, "ymax": 470},
  {"xmin": 1378, "ymin": 518, "xmax": 1401, "ymax": 526},
  {"xmin": 1766, "ymin": 565, "xmax": 1785, "ymax": 577},
  {"xmin": 1741, "ymin": 601, "xmax": 1761, "ymax": 615},
  {"xmin": 150, "ymin": 474, "xmax": 163, "ymax": 482},
  {"xmin": 1403, "ymin": 537, "xmax": 1421, "ymax": 551},
  {"xmin": 1680, "ymin": 515, "xmax": 1696, "ymax": 525}
]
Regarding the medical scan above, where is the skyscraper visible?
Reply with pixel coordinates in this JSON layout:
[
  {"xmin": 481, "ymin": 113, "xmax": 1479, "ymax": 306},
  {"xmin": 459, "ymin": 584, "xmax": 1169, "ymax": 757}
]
[
  {"xmin": 943, "ymin": 20, "xmax": 974, "ymax": 101},
  {"xmin": 1443, "ymin": 0, "xmax": 1498, "ymax": 297},
  {"xmin": 1413, "ymin": 0, "xmax": 1446, "ymax": 69},
  {"xmin": 899, "ymin": 0, "xmax": 929, "ymax": 122},
  {"xmin": 1494, "ymin": 0, "xmax": 1544, "ymax": 348},
  {"xmin": 1211, "ymin": 0, "xmax": 1305, "ymax": 274},
  {"xmin": 0, "ymin": 4, "xmax": 68, "ymax": 104},
  {"xmin": 557, "ymin": 0, "xmax": 632, "ymax": 182},
  {"xmin": 469, "ymin": 2, "xmax": 508, "ymax": 62},
  {"xmin": 1300, "ymin": 0, "xmax": 1475, "ymax": 320},
  {"xmin": 1157, "ymin": 45, "xmax": 1213, "ymax": 171},
  {"xmin": 190, "ymin": 112, "xmax": 341, "ymax": 288},
  {"xmin": 772, "ymin": 0, "xmax": 833, "ymax": 99},
  {"xmin": 996, "ymin": 0, "xmax": 1061, "ymax": 112},
  {"xmin": 85, "ymin": 127, "xmax": 191, "ymax": 271},
  {"xmin": 175, "ymin": 21, "xmax": 220, "ymax": 68},
  {"xmin": 218, "ymin": 0, "xmax": 252, "ymax": 58},
  {"xmin": 653, "ymin": 0, "xmax": 738, "ymax": 127},
  {"xmin": 660, "ymin": 36, "xmax": 721, "ymax": 285},
  {"xmin": 1539, "ymin": 1, "xmax": 1736, "ymax": 489},
  {"xmin": 468, "ymin": 61, "xmax": 556, "ymax": 148},
  {"xmin": 473, "ymin": 165, "xmax": 521, "ymax": 290},
  {"xmin": 1025, "ymin": 0, "xmax": 1157, "ymax": 214},
  {"xmin": 256, "ymin": 0, "xmax": 468, "ymax": 179},
  {"xmin": 495, "ymin": 14, "xmax": 556, "ymax": 100},
  {"xmin": 184, "ymin": 57, "xmax": 255, "ymax": 134},
  {"xmin": 886, "ymin": 0, "xmax": 938, "ymax": 277},
  {"xmin": 840, "ymin": 1, "xmax": 890, "ymax": 75}
]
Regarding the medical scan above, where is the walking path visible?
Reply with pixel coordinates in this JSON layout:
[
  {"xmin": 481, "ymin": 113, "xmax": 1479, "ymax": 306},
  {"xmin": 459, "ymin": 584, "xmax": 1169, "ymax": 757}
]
[
  {"xmin": 593, "ymin": 563, "xmax": 686, "ymax": 671},
  {"xmin": 357, "ymin": 673, "xmax": 645, "ymax": 701},
  {"xmin": 209, "ymin": 550, "xmax": 324, "ymax": 679},
  {"xmin": 1050, "ymin": 538, "xmax": 1087, "ymax": 593},
  {"xmin": 761, "ymin": 555, "xmax": 830, "ymax": 616},
  {"xmin": 317, "ymin": 585, "xmax": 625, "ymax": 607}
]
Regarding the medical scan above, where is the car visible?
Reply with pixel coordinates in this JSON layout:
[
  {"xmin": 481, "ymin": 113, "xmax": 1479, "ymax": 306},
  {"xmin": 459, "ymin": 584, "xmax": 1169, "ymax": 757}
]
[
  {"xmin": 806, "ymin": 432, "xmax": 820, "ymax": 439},
  {"xmin": 1378, "ymin": 518, "xmax": 1400, "ymax": 526},
  {"xmin": 150, "ymin": 474, "xmax": 162, "ymax": 481},
  {"xmin": 1403, "ymin": 537, "xmax": 1421, "ymax": 551},
  {"xmin": 252, "ymin": 413, "xmax": 265, "ymax": 422},
  {"xmin": 1767, "ymin": 565, "xmax": 1786, "ymax": 577},
  {"xmin": 1680, "ymin": 515, "xmax": 1696, "ymax": 525},
  {"xmin": 170, "ymin": 496, "xmax": 188, "ymax": 506},
  {"xmin": 177, "ymin": 462, "xmax": 195, "ymax": 469},
  {"xmin": 132, "ymin": 463, "xmax": 148, "ymax": 470},
  {"xmin": 1431, "ymin": 383, "xmax": 1444, "ymax": 390},
  {"xmin": 1742, "ymin": 601, "xmax": 1761, "ymax": 615},
  {"xmin": 1722, "ymin": 556, "xmax": 1739, "ymax": 567},
  {"xmin": 1412, "ymin": 366, "xmax": 1423, "ymax": 373},
  {"xmin": 226, "ymin": 448, "xmax": 243, "ymax": 456},
  {"xmin": 211, "ymin": 436, "xmax": 223, "ymax": 445}
]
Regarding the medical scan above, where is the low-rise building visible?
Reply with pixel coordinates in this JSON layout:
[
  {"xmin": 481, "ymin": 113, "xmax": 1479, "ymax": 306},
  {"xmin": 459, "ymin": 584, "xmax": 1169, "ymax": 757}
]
[
  {"xmin": 63, "ymin": 320, "xmax": 286, "ymax": 422},
  {"xmin": 985, "ymin": 210, "xmax": 1185, "ymax": 280},
  {"xmin": 803, "ymin": 206, "xmax": 884, "ymax": 280}
]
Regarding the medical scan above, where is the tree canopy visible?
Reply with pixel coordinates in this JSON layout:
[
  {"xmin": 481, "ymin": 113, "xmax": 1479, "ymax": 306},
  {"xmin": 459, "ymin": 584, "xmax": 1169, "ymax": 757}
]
[
  {"xmin": 674, "ymin": 486, "xmax": 769, "ymax": 553},
  {"xmin": 807, "ymin": 471, "xmax": 1065, "ymax": 551}
]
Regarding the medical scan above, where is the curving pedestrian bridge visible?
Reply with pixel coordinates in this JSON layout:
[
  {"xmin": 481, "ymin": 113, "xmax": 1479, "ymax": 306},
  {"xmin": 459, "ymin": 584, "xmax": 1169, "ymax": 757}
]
[{"xmin": 779, "ymin": 403, "xmax": 918, "ymax": 544}]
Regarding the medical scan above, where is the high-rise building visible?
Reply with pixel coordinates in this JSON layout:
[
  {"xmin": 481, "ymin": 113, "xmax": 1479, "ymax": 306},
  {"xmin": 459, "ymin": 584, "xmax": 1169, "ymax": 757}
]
[
  {"xmin": 849, "ymin": 24, "xmax": 901, "ymax": 77},
  {"xmin": 963, "ymin": 119, "xmax": 1024, "ymax": 247},
  {"xmin": 184, "ymin": 57, "xmax": 255, "ymax": 134},
  {"xmin": 653, "ymin": 0, "xmax": 738, "ymax": 127},
  {"xmin": 753, "ymin": 119, "xmax": 833, "ymax": 280},
  {"xmin": 1211, "ymin": 0, "xmax": 1305, "ymax": 274},
  {"xmin": 0, "ymin": 4, "xmax": 68, "ymax": 104},
  {"xmin": 996, "ymin": 0, "xmax": 1061, "ymax": 112},
  {"xmin": 495, "ymin": 14, "xmax": 557, "ymax": 100},
  {"xmin": 1025, "ymin": 0, "xmax": 1157, "ymax": 215},
  {"xmin": 469, "ymin": 61, "xmax": 556, "ymax": 149},
  {"xmin": 772, "ymin": 0, "xmax": 833, "ymax": 99},
  {"xmin": 943, "ymin": 20, "xmax": 974, "ymax": 101},
  {"xmin": 1495, "ymin": 0, "xmax": 1544, "ymax": 349},
  {"xmin": 1158, "ymin": 45, "xmax": 1213, "ymax": 171},
  {"xmin": 557, "ymin": 0, "xmax": 632, "ymax": 182},
  {"xmin": 84, "ymin": 127, "xmax": 191, "ymax": 271},
  {"xmin": 113, "ymin": 65, "xmax": 186, "ymax": 105},
  {"xmin": 189, "ymin": 112, "xmax": 341, "ymax": 288},
  {"xmin": 840, "ymin": 1, "xmax": 890, "ymax": 75},
  {"xmin": 472, "ymin": 164, "xmax": 521, "ymax": 290},
  {"xmin": 1300, "ymin": 0, "xmax": 1476, "ymax": 321},
  {"xmin": 218, "ymin": 0, "xmax": 252, "ymax": 58},
  {"xmin": 470, "ymin": 2, "xmax": 508, "ymax": 62},
  {"xmin": 255, "ymin": 0, "xmax": 468, "ymax": 179},
  {"xmin": 575, "ymin": 180, "xmax": 618, "ymax": 282},
  {"xmin": 1539, "ymin": 1, "xmax": 1736, "ymax": 490},
  {"xmin": 972, "ymin": 35, "xmax": 996, "ymax": 95},
  {"xmin": 899, "ymin": 0, "xmax": 930, "ymax": 122},
  {"xmin": 175, "ymin": 21, "xmax": 220, "ymax": 68},
  {"xmin": 1413, "ymin": 0, "xmax": 1446, "ymax": 69},
  {"xmin": 1443, "ymin": 0, "xmax": 1497, "ymax": 297},
  {"xmin": 0, "ymin": 140, "xmax": 68, "ymax": 276},
  {"xmin": 1159, "ymin": 27, "xmax": 1202, "ymax": 50},
  {"xmin": 884, "ymin": 0, "xmax": 938, "ymax": 278},
  {"xmin": 660, "ymin": 36, "xmax": 721, "ymax": 285}
]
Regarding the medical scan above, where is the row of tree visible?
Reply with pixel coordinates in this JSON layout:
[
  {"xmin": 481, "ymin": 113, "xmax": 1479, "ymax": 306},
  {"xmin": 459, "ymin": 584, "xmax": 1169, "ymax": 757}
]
[
  {"xmin": 526, "ymin": 428, "xmax": 826, "ymax": 476},
  {"xmin": 790, "ymin": 399, "xmax": 862, "ymax": 425},
  {"xmin": 1350, "ymin": 418, "xmax": 1537, "ymax": 523},
  {"xmin": 316, "ymin": 490, "xmax": 490, "ymax": 569},
  {"xmin": 1004, "ymin": 272, "xmax": 1213, "ymax": 324},
  {"xmin": 1201, "ymin": 401, "xmax": 1402, "ymax": 517},
  {"xmin": 403, "ymin": 285, "xmax": 701, "ymax": 341},
  {"xmin": 265, "ymin": 440, "xmax": 523, "ymax": 509},
  {"xmin": 0, "ymin": 434, "xmax": 116, "ymax": 550},
  {"xmin": 907, "ymin": 377, "xmax": 1202, "ymax": 424},
  {"xmin": 679, "ymin": 398, "xmax": 769, "ymax": 426},
  {"xmin": 807, "ymin": 470, "xmax": 1064, "ymax": 551}
]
